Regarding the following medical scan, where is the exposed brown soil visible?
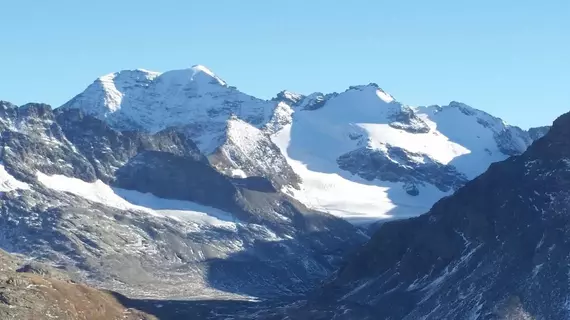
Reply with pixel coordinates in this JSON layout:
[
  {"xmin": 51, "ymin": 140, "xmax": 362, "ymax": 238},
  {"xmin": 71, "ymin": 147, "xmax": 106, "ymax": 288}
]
[{"xmin": 0, "ymin": 249, "xmax": 155, "ymax": 320}]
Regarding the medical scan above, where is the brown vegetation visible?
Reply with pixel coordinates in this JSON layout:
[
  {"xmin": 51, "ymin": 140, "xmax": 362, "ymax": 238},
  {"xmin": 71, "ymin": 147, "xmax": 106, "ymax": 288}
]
[{"xmin": 0, "ymin": 249, "xmax": 155, "ymax": 320}]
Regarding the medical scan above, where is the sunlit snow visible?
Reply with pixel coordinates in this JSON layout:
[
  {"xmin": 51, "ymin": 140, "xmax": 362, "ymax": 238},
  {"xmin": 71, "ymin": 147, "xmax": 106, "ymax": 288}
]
[
  {"xmin": 271, "ymin": 85, "xmax": 524, "ymax": 223},
  {"xmin": 0, "ymin": 163, "xmax": 30, "ymax": 192},
  {"xmin": 36, "ymin": 171, "xmax": 236, "ymax": 227},
  {"xmin": 273, "ymin": 124, "xmax": 449, "ymax": 224}
]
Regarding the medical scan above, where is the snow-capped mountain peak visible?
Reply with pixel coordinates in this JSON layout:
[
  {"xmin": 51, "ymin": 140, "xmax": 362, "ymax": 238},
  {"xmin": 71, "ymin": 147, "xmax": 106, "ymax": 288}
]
[
  {"xmin": 154, "ymin": 65, "xmax": 227, "ymax": 92},
  {"xmin": 189, "ymin": 64, "xmax": 227, "ymax": 86},
  {"xmin": 62, "ymin": 65, "xmax": 276, "ymax": 153}
]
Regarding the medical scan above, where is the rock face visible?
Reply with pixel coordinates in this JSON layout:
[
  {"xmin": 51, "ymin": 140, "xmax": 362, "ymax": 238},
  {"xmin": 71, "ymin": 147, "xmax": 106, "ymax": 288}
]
[
  {"xmin": 0, "ymin": 249, "xmax": 154, "ymax": 320},
  {"xmin": 209, "ymin": 117, "xmax": 301, "ymax": 190},
  {"xmin": 337, "ymin": 145, "xmax": 467, "ymax": 194},
  {"xmin": 387, "ymin": 105, "xmax": 431, "ymax": 134},
  {"xmin": 527, "ymin": 125, "xmax": 550, "ymax": 141},
  {"xmin": 0, "ymin": 102, "xmax": 366, "ymax": 300},
  {"xmin": 60, "ymin": 67, "xmax": 544, "ymax": 222},
  {"xmin": 283, "ymin": 110, "xmax": 570, "ymax": 319}
]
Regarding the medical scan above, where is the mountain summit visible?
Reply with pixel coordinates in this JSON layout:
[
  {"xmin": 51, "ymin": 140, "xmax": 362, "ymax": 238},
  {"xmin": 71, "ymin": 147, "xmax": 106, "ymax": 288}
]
[{"xmin": 62, "ymin": 65, "xmax": 273, "ymax": 153}]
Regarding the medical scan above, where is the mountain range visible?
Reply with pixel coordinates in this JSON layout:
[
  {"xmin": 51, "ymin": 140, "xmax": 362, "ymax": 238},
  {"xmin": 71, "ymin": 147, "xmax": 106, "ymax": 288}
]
[
  {"xmin": 62, "ymin": 65, "xmax": 548, "ymax": 223},
  {"xmin": 0, "ymin": 64, "xmax": 562, "ymax": 319}
]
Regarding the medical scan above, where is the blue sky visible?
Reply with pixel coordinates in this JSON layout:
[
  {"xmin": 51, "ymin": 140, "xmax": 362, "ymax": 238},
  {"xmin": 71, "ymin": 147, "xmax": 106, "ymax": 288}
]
[{"xmin": 1, "ymin": 1, "xmax": 568, "ymax": 128}]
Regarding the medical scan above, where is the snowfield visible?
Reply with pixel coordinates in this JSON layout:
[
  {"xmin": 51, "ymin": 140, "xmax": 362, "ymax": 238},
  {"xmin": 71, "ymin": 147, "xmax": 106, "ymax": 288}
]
[
  {"xmin": 36, "ymin": 171, "xmax": 237, "ymax": 228},
  {"xmin": 0, "ymin": 163, "xmax": 30, "ymax": 192},
  {"xmin": 273, "ymin": 122, "xmax": 451, "ymax": 223},
  {"xmin": 269, "ymin": 85, "xmax": 531, "ymax": 223}
]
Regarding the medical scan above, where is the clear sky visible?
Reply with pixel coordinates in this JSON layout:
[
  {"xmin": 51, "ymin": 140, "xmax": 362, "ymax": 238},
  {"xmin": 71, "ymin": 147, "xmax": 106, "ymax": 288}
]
[{"xmin": 1, "ymin": 0, "xmax": 568, "ymax": 128}]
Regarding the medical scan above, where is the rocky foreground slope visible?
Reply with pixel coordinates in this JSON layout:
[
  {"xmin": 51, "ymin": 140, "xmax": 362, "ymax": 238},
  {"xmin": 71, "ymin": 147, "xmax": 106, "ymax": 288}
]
[{"xmin": 0, "ymin": 249, "xmax": 154, "ymax": 320}]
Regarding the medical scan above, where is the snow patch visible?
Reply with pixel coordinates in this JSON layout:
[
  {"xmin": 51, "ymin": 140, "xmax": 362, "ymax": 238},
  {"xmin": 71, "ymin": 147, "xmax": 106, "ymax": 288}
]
[
  {"xmin": 36, "ymin": 172, "xmax": 236, "ymax": 228},
  {"xmin": 97, "ymin": 73, "xmax": 124, "ymax": 112},
  {"xmin": 0, "ymin": 163, "xmax": 30, "ymax": 192},
  {"xmin": 230, "ymin": 169, "xmax": 247, "ymax": 178},
  {"xmin": 375, "ymin": 89, "xmax": 395, "ymax": 103},
  {"xmin": 360, "ymin": 122, "xmax": 469, "ymax": 165},
  {"xmin": 273, "ymin": 124, "xmax": 448, "ymax": 224}
]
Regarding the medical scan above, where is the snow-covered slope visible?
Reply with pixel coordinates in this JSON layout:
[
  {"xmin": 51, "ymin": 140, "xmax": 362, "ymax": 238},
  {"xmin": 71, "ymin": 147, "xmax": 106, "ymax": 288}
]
[
  {"xmin": 271, "ymin": 85, "xmax": 536, "ymax": 222},
  {"xmin": 0, "ymin": 163, "xmax": 30, "ymax": 192},
  {"xmin": 415, "ymin": 102, "xmax": 532, "ymax": 176},
  {"xmin": 36, "ymin": 170, "xmax": 238, "ymax": 228},
  {"xmin": 62, "ymin": 67, "xmax": 541, "ymax": 223}
]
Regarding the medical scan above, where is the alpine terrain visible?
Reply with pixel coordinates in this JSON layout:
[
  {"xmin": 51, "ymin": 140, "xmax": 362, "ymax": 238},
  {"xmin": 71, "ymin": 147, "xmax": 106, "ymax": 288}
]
[{"xmin": 0, "ymin": 64, "xmax": 555, "ymax": 319}]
